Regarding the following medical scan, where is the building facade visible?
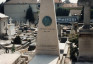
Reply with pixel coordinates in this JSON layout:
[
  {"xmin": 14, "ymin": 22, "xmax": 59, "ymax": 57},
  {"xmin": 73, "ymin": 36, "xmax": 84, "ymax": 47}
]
[
  {"xmin": 54, "ymin": 0, "xmax": 63, "ymax": 9},
  {"xmin": 0, "ymin": 13, "xmax": 8, "ymax": 37},
  {"xmin": 4, "ymin": 0, "xmax": 38, "ymax": 23}
]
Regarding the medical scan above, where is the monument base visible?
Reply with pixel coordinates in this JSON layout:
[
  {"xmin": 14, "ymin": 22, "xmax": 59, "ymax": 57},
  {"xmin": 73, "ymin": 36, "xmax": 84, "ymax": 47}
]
[
  {"xmin": 28, "ymin": 55, "xmax": 59, "ymax": 64},
  {"xmin": 78, "ymin": 28, "xmax": 93, "ymax": 62}
]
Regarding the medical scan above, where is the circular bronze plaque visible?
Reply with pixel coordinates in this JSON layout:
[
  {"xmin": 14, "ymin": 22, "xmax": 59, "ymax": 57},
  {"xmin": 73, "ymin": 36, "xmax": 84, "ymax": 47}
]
[{"xmin": 42, "ymin": 16, "xmax": 52, "ymax": 26}]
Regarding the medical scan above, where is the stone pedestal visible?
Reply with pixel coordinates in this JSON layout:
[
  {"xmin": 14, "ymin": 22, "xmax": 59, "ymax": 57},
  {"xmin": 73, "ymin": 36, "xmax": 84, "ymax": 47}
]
[
  {"xmin": 78, "ymin": 0, "xmax": 93, "ymax": 62},
  {"xmin": 78, "ymin": 29, "xmax": 93, "ymax": 62},
  {"xmin": 36, "ymin": 0, "xmax": 59, "ymax": 56}
]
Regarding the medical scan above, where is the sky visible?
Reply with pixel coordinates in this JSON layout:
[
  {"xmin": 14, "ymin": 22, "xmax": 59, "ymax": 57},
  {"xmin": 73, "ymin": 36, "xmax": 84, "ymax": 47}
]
[
  {"xmin": 63, "ymin": 0, "xmax": 78, "ymax": 3},
  {"xmin": 0, "ymin": 0, "xmax": 6, "ymax": 3},
  {"xmin": 0, "ymin": 0, "xmax": 78, "ymax": 4}
]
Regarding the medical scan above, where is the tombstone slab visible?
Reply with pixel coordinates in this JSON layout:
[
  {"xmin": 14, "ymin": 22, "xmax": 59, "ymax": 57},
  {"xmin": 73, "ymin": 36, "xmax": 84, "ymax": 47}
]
[{"xmin": 36, "ymin": 0, "xmax": 59, "ymax": 55}]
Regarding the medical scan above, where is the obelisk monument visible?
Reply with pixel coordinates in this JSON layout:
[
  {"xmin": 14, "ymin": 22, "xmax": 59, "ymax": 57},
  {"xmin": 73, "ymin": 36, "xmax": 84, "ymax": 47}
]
[
  {"xmin": 36, "ymin": 0, "xmax": 59, "ymax": 56},
  {"xmin": 78, "ymin": 0, "xmax": 93, "ymax": 62}
]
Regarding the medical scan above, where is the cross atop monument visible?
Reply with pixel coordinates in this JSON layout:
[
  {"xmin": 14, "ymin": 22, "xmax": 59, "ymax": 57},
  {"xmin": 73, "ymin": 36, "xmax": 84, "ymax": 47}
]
[
  {"xmin": 9, "ymin": 17, "xmax": 13, "ymax": 24},
  {"xmin": 78, "ymin": 0, "xmax": 93, "ymax": 29}
]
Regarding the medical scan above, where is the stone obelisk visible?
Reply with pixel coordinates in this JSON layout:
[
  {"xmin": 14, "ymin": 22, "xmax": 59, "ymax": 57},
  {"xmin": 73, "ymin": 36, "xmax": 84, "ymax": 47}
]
[
  {"xmin": 78, "ymin": 0, "xmax": 93, "ymax": 62},
  {"xmin": 36, "ymin": 0, "xmax": 59, "ymax": 56}
]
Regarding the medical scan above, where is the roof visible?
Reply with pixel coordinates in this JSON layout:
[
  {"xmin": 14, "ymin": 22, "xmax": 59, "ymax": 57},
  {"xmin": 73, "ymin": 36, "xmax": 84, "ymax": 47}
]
[
  {"xmin": 70, "ymin": 10, "xmax": 81, "ymax": 15},
  {"xmin": 0, "ymin": 13, "xmax": 8, "ymax": 18},
  {"xmin": 62, "ymin": 3, "xmax": 79, "ymax": 8},
  {"xmin": 5, "ymin": 0, "xmax": 37, "ymax": 4},
  {"xmin": 54, "ymin": 0, "xmax": 62, "ymax": 3},
  {"xmin": 37, "ymin": 0, "xmax": 62, "ymax": 3}
]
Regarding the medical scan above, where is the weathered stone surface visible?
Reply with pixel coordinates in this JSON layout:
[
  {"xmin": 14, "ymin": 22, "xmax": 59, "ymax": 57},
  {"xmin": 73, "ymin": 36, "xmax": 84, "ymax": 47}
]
[{"xmin": 79, "ymin": 31, "xmax": 93, "ymax": 62}]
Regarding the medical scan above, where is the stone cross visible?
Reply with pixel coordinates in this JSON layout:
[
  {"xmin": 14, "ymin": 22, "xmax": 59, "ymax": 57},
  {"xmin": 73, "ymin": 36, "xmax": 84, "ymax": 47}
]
[
  {"xmin": 9, "ymin": 17, "xmax": 13, "ymax": 24},
  {"xmin": 78, "ymin": 0, "xmax": 92, "ymax": 29}
]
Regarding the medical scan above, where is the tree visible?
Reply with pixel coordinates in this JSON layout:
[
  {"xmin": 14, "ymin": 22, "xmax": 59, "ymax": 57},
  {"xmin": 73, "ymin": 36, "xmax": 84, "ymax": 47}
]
[
  {"xmin": 0, "ymin": 3, "xmax": 4, "ymax": 13},
  {"xmin": 56, "ymin": 7, "xmax": 70, "ymax": 16},
  {"xmin": 69, "ymin": 34, "xmax": 79, "ymax": 62},
  {"xmin": 13, "ymin": 36, "xmax": 22, "ymax": 44},
  {"xmin": 6, "ymin": 0, "xmax": 10, "ymax": 2},
  {"xmin": 90, "ymin": 7, "xmax": 93, "ymax": 19},
  {"xmin": 0, "ymin": 0, "xmax": 10, "ymax": 13},
  {"xmin": 26, "ymin": 5, "xmax": 35, "ymax": 24}
]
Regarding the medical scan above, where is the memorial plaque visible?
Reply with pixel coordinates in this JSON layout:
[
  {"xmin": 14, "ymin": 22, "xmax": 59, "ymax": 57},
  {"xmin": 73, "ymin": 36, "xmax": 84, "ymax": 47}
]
[{"xmin": 42, "ymin": 16, "xmax": 52, "ymax": 26}]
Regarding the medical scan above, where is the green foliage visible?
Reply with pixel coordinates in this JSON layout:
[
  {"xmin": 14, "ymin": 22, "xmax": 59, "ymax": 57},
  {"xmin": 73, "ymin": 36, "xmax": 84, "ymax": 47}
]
[
  {"xmin": 69, "ymin": 34, "xmax": 79, "ymax": 62},
  {"xmin": 56, "ymin": 7, "xmax": 70, "ymax": 16},
  {"xmin": 13, "ymin": 36, "xmax": 22, "ymax": 44},
  {"xmin": 11, "ymin": 44, "xmax": 15, "ymax": 53},
  {"xmin": 69, "ymin": 34, "xmax": 78, "ymax": 47},
  {"xmin": 26, "ymin": 5, "xmax": 35, "ymax": 24},
  {"xmin": 70, "ymin": 47, "xmax": 78, "ymax": 61}
]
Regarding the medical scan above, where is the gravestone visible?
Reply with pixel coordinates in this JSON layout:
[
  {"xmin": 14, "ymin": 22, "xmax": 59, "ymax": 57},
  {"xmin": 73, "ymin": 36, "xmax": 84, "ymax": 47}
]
[
  {"xmin": 78, "ymin": 0, "xmax": 93, "ymax": 62},
  {"xmin": 36, "ymin": 0, "xmax": 59, "ymax": 55},
  {"xmin": 26, "ymin": 20, "xmax": 29, "ymax": 26},
  {"xmin": 9, "ymin": 17, "xmax": 13, "ymax": 24},
  {"xmin": 7, "ymin": 18, "xmax": 15, "ymax": 39}
]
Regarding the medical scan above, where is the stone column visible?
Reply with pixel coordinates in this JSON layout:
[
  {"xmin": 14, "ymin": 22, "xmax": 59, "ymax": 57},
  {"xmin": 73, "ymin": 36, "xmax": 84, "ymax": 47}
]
[{"xmin": 84, "ymin": 5, "xmax": 90, "ymax": 26}]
